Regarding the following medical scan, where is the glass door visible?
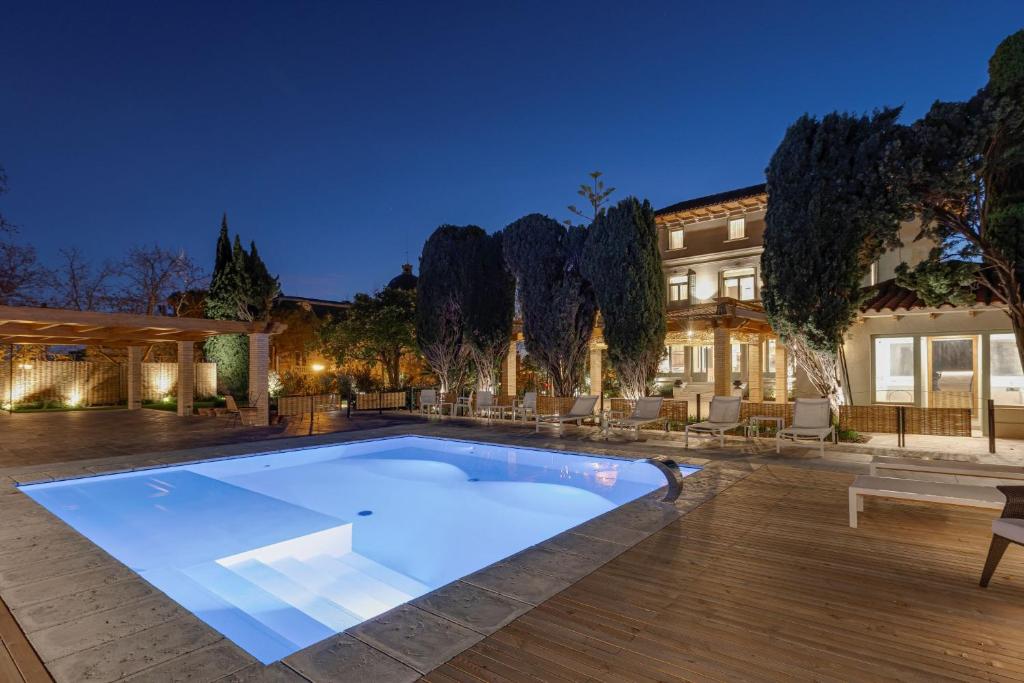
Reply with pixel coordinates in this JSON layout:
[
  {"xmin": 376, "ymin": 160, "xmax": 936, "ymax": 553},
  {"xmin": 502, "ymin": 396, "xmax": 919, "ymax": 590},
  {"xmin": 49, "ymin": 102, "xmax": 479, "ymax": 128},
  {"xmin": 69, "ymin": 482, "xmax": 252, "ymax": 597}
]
[{"xmin": 927, "ymin": 336, "xmax": 978, "ymax": 410}]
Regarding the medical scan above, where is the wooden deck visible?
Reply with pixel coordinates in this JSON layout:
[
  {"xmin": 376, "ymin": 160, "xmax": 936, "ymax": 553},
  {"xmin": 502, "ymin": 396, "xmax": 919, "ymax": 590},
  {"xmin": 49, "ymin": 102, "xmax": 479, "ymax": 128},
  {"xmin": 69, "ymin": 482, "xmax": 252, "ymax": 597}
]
[
  {"xmin": 0, "ymin": 594, "xmax": 51, "ymax": 683},
  {"xmin": 425, "ymin": 465, "xmax": 1024, "ymax": 682}
]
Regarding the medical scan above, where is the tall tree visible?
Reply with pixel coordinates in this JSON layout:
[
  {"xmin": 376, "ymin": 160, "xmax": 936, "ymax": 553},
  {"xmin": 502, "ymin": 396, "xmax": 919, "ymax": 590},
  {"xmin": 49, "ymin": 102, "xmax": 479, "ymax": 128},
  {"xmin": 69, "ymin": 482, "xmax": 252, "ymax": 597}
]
[
  {"xmin": 50, "ymin": 247, "xmax": 118, "ymax": 311},
  {"xmin": 462, "ymin": 230, "xmax": 515, "ymax": 393},
  {"xmin": 503, "ymin": 214, "xmax": 596, "ymax": 396},
  {"xmin": 321, "ymin": 288, "xmax": 417, "ymax": 388},
  {"xmin": 118, "ymin": 245, "xmax": 203, "ymax": 315},
  {"xmin": 416, "ymin": 226, "xmax": 471, "ymax": 393},
  {"xmin": 581, "ymin": 197, "xmax": 666, "ymax": 399},
  {"xmin": 204, "ymin": 215, "xmax": 280, "ymax": 395},
  {"xmin": 762, "ymin": 108, "xmax": 911, "ymax": 409},
  {"xmin": 565, "ymin": 171, "xmax": 615, "ymax": 225},
  {"xmin": 897, "ymin": 30, "xmax": 1024, "ymax": 369}
]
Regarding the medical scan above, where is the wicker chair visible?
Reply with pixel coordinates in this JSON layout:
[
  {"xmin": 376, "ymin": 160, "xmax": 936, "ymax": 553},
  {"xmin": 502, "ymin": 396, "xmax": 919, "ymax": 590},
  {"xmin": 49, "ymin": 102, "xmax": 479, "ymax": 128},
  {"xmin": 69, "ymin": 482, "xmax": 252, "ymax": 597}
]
[{"xmin": 980, "ymin": 485, "xmax": 1024, "ymax": 587}]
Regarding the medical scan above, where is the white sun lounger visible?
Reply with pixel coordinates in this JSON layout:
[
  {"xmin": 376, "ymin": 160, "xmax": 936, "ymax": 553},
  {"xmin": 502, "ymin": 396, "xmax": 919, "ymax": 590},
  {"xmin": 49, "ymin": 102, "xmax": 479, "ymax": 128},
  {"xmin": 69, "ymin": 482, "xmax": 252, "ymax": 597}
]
[
  {"xmin": 684, "ymin": 396, "xmax": 741, "ymax": 447},
  {"xmin": 777, "ymin": 397, "xmax": 834, "ymax": 457},
  {"xmin": 536, "ymin": 395, "xmax": 598, "ymax": 432},
  {"xmin": 608, "ymin": 397, "xmax": 668, "ymax": 439}
]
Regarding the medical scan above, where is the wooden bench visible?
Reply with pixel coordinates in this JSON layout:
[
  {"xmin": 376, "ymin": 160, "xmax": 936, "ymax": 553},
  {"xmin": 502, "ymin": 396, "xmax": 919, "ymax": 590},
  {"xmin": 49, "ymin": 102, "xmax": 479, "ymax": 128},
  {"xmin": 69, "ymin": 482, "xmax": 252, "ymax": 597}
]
[
  {"xmin": 869, "ymin": 457, "xmax": 1024, "ymax": 481},
  {"xmin": 848, "ymin": 475, "xmax": 1005, "ymax": 528}
]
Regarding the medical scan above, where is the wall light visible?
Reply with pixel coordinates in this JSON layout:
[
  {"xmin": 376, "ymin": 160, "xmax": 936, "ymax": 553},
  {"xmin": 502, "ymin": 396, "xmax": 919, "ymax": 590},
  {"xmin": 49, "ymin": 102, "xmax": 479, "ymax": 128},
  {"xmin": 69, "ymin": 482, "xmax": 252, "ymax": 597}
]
[
  {"xmin": 311, "ymin": 363, "xmax": 325, "ymax": 373},
  {"xmin": 67, "ymin": 390, "xmax": 82, "ymax": 407}
]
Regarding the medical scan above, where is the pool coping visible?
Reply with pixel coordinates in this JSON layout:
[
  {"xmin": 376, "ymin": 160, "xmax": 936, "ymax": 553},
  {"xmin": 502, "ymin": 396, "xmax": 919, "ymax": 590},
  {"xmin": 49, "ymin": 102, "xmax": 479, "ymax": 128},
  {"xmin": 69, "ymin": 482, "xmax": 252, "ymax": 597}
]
[{"xmin": 0, "ymin": 424, "xmax": 760, "ymax": 682}]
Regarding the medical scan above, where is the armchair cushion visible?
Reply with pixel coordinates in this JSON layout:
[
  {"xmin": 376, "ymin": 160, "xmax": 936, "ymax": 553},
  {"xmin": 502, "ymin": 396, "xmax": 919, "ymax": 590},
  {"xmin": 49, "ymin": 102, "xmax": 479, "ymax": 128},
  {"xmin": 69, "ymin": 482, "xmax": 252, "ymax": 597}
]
[{"xmin": 994, "ymin": 518, "xmax": 1024, "ymax": 544}]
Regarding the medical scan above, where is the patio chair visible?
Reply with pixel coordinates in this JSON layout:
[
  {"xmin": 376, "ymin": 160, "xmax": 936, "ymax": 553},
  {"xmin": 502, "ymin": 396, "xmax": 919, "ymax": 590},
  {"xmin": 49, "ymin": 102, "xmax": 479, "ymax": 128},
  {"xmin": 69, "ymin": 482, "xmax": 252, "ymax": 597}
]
[
  {"xmin": 224, "ymin": 393, "xmax": 260, "ymax": 427},
  {"xmin": 419, "ymin": 389, "xmax": 450, "ymax": 418},
  {"xmin": 474, "ymin": 390, "xmax": 504, "ymax": 420},
  {"xmin": 981, "ymin": 485, "xmax": 1024, "ymax": 587},
  {"xmin": 608, "ymin": 397, "xmax": 668, "ymax": 440},
  {"xmin": 776, "ymin": 397, "xmax": 834, "ymax": 457},
  {"xmin": 512, "ymin": 391, "xmax": 538, "ymax": 421},
  {"xmin": 453, "ymin": 393, "xmax": 474, "ymax": 417},
  {"xmin": 684, "ymin": 395, "xmax": 742, "ymax": 448},
  {"xmin": 535, "ymin": 395, "xmax": 599, "ymax": 432}
]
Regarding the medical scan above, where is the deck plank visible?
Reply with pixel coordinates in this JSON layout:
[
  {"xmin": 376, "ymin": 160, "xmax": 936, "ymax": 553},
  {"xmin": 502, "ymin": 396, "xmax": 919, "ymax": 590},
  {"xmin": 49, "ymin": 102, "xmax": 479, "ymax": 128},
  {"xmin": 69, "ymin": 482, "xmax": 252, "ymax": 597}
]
[{"xmin": 427, "ymin": 466, "xmax": 1024, "ymax": 682}]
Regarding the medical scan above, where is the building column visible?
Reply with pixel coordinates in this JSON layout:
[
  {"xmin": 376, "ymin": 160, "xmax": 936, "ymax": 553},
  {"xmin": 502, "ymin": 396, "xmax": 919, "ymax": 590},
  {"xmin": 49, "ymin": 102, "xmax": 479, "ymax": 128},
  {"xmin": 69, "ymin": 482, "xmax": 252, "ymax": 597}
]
[
  {"xmin": 248, "ymin": 333, "xmax": 270, "ymax": 426},
  {"xmin": 684, "ymin": 345, "xmax": 693, "ymax": 382},
  {"xmin": 589, "ymin": 346, "xmax": 603, "ymax": 406},
  {"xmin": 774, "ymin": 342, "xmax": 788, "ymax": 403},
  {"xmin": 503, "ymin": 340, "xmax": 517, "ymax": 397},
  {"xmin": 747, "ymin": 337, "xmax": 763, "ymax": 402},
  {"xmin": 0, "ymin": 345, "xmax": 10, "ymax": 410},
  {"xmin": 177, "ymin": 341, "xmax": 194, "ymax": 417},
  {"xmin": 127, "ymin": 346, "xmax": 143, "ymax": 410},
  {"xmin": 713, "ymin": 327, "xmax": 731, "ymax": 397}
]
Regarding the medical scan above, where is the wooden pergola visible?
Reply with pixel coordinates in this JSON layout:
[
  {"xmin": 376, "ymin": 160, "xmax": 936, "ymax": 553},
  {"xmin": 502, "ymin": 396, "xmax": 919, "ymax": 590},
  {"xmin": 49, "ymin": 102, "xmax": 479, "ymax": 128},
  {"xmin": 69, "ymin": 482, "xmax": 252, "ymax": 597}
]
[{"xmin": 0, "ymin": 305, "xmax": 285, "ymax": 425}]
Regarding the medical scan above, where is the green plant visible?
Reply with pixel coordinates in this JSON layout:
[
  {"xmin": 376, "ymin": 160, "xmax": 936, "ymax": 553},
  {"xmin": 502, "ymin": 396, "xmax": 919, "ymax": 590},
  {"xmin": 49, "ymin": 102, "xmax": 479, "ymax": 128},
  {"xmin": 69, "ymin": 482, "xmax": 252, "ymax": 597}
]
[
  {"xmin": 581, "ymin": 197, "xmax": 666, "ymax": 399},
  {"xmin": 503, "ymin": 213, "xmax": 596, "ymax": 396}
]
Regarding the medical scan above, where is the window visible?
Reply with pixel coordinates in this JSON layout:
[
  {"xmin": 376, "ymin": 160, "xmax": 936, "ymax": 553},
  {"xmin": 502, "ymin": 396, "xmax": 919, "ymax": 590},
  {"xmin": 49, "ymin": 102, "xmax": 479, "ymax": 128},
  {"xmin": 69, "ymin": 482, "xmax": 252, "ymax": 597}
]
[
  {"xmin": 669, "ymin": 228, "xmax": 684, "ymax": 250},
  {"xmin": 727, "ymin": 217, "xmax": 745, "ymax": 240},
  {"xmin": 693, "ymin": 346, "xmax": 711, "ymax": 373},
  {"xmin": 991, "ymin": 333, "xmax": 1024, "ymax": 405},
  {"xmin": 764, "ymin": 339, "xmax": 776, "ymax": 373},
  {"xmin": 668, "ymin": 274, "xmax": 689, "ymax": 302},
  {"xmin": 721, "ymin": 268, "xmax": 756, "ymax": 301},
  {"xmin": 874, "ymin": 337, "xmax": 915, "ymax": 403},
  {"xmin": 668, "ymin": 345, "xmax": 686, "ymax": 373}
]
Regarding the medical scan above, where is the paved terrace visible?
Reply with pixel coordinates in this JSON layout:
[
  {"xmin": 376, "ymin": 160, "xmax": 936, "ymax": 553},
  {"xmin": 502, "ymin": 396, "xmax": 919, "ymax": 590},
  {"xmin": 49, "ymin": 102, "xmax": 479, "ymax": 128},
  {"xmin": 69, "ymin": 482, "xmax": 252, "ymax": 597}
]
[{"xmin": 0, "ymin": 412, "xmax": 1022, "ymax": 681}]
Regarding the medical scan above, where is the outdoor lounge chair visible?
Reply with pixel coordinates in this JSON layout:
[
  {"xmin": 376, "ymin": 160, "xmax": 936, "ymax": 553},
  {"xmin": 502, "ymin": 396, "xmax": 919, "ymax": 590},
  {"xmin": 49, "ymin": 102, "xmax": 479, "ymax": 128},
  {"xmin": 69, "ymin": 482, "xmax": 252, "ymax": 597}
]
[
  {"xmin": 981, "ymin": 485, "xmax": 1024, "ymax": 587},
  {"xmin": 535, "ymin": 395, "xmax": 598, "ymax": 432},
  {"xmin": 512, "ymin": 391, "xmax": 537, "ymax": 421},
  {"xmin": 684, "ymin": 395, "xmax": 741, "ymax": 447},
  {"xmin": 776, "ymin": 397, "xmax": 834, "ymax": 457},
  {"xmin": 608, "ymin": 397, "xmax": 668, "ymax": 440},
  {"xmin": 224, "ymin": 393, "xmax": 261, "ymax": 427},
  {"xmin": 474, "ymin": 390, "xmax": 503, "ymax": 420},
  {"xmin": 419, "ymin": 389, "xmax": 450, "ymax": 417},
  {"xmin": 453, "ymin": 393, "xmax": 473, "ymax": 417}
]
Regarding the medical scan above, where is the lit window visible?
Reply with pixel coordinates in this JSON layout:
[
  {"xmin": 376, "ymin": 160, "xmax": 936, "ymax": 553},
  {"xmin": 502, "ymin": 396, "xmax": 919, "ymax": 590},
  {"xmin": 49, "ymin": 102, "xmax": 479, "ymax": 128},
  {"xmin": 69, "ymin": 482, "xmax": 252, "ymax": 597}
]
[
  {"xmin": 874, "ymin": 337, "xmax": 915, "ymax": 403},
  {"xmin": 728, "ymin": 217, "xmax": 745, "ymax": 240},
  {"xmin": 669, "ymin": 229, "xmax": 684, "ymax": 250},
  {"xmin": 721, "ymin": 268, "xmax": 756, "ymax": 301},
  {"xmin": 668, "ymin": 275, "xmax": 689, "ymax": 302},
  {"xmin": 765, "ymin": 339, "xmax": 776, "ymax": 373},
  {"xmin": 991, "ymin": 333, "xmax": 1024, "ymax": 405}
]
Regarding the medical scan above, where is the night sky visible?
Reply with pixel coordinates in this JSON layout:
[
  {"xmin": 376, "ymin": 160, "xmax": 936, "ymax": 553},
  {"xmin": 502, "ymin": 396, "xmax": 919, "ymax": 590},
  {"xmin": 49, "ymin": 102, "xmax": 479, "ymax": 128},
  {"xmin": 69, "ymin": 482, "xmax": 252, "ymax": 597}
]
[{"xmin": 2, "ymin": 2, "xmax": 1021, "ymax": 300}]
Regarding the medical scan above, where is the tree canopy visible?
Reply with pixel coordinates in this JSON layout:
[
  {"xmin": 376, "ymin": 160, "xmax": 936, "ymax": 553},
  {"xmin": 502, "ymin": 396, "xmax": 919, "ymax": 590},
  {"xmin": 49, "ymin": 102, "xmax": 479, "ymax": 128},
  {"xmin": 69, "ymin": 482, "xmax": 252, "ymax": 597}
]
[
  {"xmin": 581, "ymin": 197, "xmax": 665, "ymax": 399},
  {"xmin": 762, "ymin": 108, "xmax": 912, "ymax": 405},
  {"xmin": 205, "ymin": 215, "xmax": 280, "ymax": 322},
  {"xmin": 460, "ymin": 230, "xmax": 515, "ymax": 393},
  {"xmin": 896, "ymin": 29, "xmax": 1024, "ymax": 368},
  {"xmin": 321, "ymin": 287, "xmax": 417, "ymax": 389},
  {"xmin": 503, "ymin": 213, "xmax": 596, "ymax": 397}
]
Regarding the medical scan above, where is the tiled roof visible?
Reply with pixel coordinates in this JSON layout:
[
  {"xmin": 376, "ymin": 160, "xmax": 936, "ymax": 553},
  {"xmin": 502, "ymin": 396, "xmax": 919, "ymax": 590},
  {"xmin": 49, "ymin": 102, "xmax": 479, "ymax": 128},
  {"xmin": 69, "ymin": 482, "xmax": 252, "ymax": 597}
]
[
  {"xmin": 860, "ymin": 278, "xmax": 1002, "ymax": 313},
  {"xmin": 655, "ymin": 183, "xmax": 767, "ymax": 217}
]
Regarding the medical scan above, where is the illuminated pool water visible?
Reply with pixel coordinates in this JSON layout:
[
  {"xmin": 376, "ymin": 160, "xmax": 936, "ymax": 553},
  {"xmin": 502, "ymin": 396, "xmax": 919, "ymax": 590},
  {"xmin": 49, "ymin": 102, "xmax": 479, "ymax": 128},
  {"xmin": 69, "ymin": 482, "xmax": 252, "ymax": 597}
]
[{"xmin": 19, "ymin": 436, "xmax": 694, "ymax": 663}]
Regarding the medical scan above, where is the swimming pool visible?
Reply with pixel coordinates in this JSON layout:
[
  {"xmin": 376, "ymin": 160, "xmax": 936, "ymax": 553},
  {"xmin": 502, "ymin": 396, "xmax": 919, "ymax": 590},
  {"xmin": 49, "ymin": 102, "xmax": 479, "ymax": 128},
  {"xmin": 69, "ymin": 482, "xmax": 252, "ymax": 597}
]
[{"xmin": 19, "ymin": 436, "xmax": 695, "ymax": 663}]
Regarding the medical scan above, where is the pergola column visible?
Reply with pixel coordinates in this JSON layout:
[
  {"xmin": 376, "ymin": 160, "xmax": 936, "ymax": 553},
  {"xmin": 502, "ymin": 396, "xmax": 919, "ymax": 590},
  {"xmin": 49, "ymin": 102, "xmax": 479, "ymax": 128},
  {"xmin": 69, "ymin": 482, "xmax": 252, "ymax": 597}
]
[
  {"xmin": 713, "ymin": 326, "xmax": 731, "ymax": 397},
  {"xmin": 248, "ymin": 333, "xmax": 270, "ymax": 426},
  {"xmin": 775, "ymin": 343, "xmax": 788, "ymax": 403},
  {"xmin": 177, "ymin": 341, "xmax": 194, "ymax": 417},
  {"xmin": 747, "ymin": 337, "xmax": 763, "ymax": 402},
  {"xmin": 503, "ymin": 340, "xmax": 517, "ymax": 397},
  {"xmin": 0, "ymin": 345, "xmax": 10, "ymax": 409},
  {"xmin": 127, "ymin": 346, "xmax": 143, "ymax": 410}
]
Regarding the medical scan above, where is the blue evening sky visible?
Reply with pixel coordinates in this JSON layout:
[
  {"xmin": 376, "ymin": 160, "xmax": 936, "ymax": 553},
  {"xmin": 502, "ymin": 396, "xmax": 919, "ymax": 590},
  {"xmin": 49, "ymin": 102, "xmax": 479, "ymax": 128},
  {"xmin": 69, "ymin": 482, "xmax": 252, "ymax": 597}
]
[{"xmin": 1, "ymin": 2, "xmax": 1021, "ymax": 299}]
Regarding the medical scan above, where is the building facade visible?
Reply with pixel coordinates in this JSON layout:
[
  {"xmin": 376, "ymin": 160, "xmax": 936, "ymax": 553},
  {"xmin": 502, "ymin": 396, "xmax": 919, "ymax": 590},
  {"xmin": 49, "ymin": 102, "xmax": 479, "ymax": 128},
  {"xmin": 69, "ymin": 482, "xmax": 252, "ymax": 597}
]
[{"xmin": 651, "ymin": 183, "xmax": 1024, "ymax": 433}]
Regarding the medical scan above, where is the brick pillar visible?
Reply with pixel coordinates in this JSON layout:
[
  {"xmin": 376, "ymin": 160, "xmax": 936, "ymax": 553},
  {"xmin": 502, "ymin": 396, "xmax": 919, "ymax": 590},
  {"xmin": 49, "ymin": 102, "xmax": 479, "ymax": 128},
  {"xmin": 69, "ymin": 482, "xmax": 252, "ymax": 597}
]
[
  {"xmin": 503, "ymin": 340, "xmax": 517, "ymax": 398},
  {"xmin": 713, "ymin": 327, "xmax": 731, "ymax": 397},
  {"xmin": 0, "ymin": 345, "xmax": 10, "ymax": 409},
  {"xmin": 747, "ymin": 337, "xmax": 763, "ymax": 402},
  {"xmin": 177, "ymin": 341, "xmax": 194, "ymax": 417},
  {"xmin": 589, "ymin": 346, "xmax": 603, "ymax": 405},
  {"xmin": 127, "ymin": 346, "xmax": 143, "ymax": 410},
  {"xmin": 248, "ymin": 333, "xmax": 270, "ymax": 426},
  {"xmin": 775, "ymin": 342, "xmax": 788, "ymax": 403}
]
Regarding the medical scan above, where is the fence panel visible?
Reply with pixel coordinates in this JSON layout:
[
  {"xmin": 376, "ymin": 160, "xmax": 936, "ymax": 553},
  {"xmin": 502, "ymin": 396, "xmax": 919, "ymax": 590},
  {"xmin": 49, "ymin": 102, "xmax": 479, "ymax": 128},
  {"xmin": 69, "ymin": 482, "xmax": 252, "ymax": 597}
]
[
  {"xmin": 355, "ymin": 391, "xmax": 408, "ymax": 411},
  {"xmin": 839, "ymin": 405, "xmax": 900, "ymax": 434},
  {"xmin": 904, "ymin": 407, "xmax": 972, "ymax": 437},
  {"xmin": 740, "ymin": 401, "xmax": 794, "ymax": 422},
  {"xmin": 277, "ymin": 393, "xmax": 341, "ymax": 417}
]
